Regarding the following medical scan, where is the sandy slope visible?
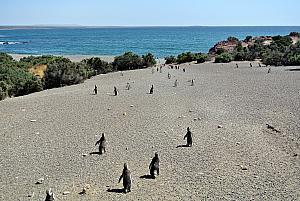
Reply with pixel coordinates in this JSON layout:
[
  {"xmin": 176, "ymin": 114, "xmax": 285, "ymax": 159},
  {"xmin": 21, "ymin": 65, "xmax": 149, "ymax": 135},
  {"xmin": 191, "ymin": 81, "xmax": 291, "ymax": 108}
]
[{"xmin": 0, "ymin": 62, "xmax": 299, "ymax": 201}]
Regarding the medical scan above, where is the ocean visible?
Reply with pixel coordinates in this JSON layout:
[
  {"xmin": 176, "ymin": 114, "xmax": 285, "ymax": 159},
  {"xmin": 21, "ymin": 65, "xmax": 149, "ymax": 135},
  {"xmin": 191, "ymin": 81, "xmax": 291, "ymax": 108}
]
[{"xmin": 1, "ymin": 26, "xmax": 300, "ymax": 58}]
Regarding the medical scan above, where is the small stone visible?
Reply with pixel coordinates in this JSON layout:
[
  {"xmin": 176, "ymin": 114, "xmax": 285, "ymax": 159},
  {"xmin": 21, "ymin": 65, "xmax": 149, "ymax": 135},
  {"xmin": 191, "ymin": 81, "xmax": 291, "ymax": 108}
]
[
  {"xmin": 63, "ymin": 191, "xmax": 70, "ymax": 195},
  {"xmin": 35, "ymin": 178, "xmax": 44, "ymax": 184},
  {"xmin": 198, "ymin": 117, "xmax": 201, "ymax": 120},
  {"xmin": 178, "ymin": 116, "xmax": 182, "ymax": 118},
  {"xmin": 164, "ymin": 131, "xmax": 167, "ymax": 134},
  {"xmin": 193, "ymin": 118, "xmax": 198, "ymax": 121},
  {"xmin": 107, "ymin": 108, "xmax": 111, "ymax": 111},
  {"xmin": 123, "ymin": 112, "xmax": 127, "ymax": 116},
  {"xmin": 130, "ymin": 105, "xmax": 134, "ymax": 107},
  {"xmin": 293, "ymin": 153, "xmax": 298, "ymax": 157},
  {"xmin": 182, "ymin": 115, "xmax": 186, "ymax": 118},
  {"xmin": 217, "ymin": 125, "xmax": 223, "ymax": 128},
  {"xmin": 21, "ymin": 109, "xmax": 26, "ymax": 112},
  {"xmin": 82, "ymin": 153, "xmax": 87, "ymax": 157},
  {"xmin": 189, "ymin": 110, "xmax": 194, "ymax": 113},
  {"xmin": 30, "ymin": 119, "xmax": 37, "ymax": 122},
  {"xmin": 28, "ymin": 192, "xmax": 34, "ymax": 197},
  {"xmin": 240, "ymin": 165, "xmax": 248, "ymax": 170},
  {"xmin": 236, "ymin": 142, "xmax": 241, "ymax": 145}
]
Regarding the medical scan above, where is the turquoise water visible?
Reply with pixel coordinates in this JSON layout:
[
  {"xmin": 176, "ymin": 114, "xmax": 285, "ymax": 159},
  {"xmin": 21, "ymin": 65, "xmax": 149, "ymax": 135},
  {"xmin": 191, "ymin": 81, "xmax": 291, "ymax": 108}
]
[{"xmin": 1, "ymin": 26, "xmax": 300, "ymax": 58}]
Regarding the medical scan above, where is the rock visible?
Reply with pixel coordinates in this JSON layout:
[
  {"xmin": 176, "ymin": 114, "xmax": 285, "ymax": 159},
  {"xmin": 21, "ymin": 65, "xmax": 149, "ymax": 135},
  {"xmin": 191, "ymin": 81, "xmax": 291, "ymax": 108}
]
[
  {"xmin": 123, "ymin": 112, "xmax": 127, "ymax": 116},
  {"xmin": 240, "ymin": 165, "xmax": 248, "ymax": 170},
  {"xmin": 217, "ymin": 125, "xmax": 223, "ymax": 128},
  {"xmin": 35, "ymin": 178, "xmax": 44, "ymax": 184},
  {"xmin": 130, "ymin": 105, "xmax": 134, "ymax": 107},
  {"xmin": 189, "ymin": 110, "xmax": 194, "ymax": 113},
  {"xmin": 198, "ymin": 117, "xmax": 201, "ymax": 120},
  {"xmin": 236, "ymin": 142, "xmax": 241, "ymax": 145},
  {"xmin": 164, "ymin": 131, "xmax": 167, "ymax": 134},
  {"xmin": 193, "ymin": 118, "xmax": 198, "ymax": 121},
  {"xmin": 293, "ymin": 153, "xmax": 298, "ymax": 157},
  {"xmin": 30, "ymin": 119, "xmax": 37, "ymax": 122},
  {"xmin": 27, "ymin": 192, "xmax": 34, "ymax": 197},
  {"xmin": 107, "ymin": 108, "xmax": 111, "ymax": 111},
  {"xmin": 63, "ymin": 191, "xmax": 70, "ymax": 195},
  {"xmin": 82, "ymin": 153, "xmax": 87, "ymax": 157}
]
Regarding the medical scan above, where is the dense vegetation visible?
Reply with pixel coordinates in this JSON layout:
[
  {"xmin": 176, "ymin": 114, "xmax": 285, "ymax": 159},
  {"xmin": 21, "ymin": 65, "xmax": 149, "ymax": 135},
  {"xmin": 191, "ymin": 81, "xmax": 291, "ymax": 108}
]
[
  {"xmin": 0, "ymin": 54, "xmax": 43, "ymax": 100},
  {"xmin": 112, "ymin": 52, "xmax": 156, "ymax": 71},
  {"xmin": 213, "ymin": 32, "xmax": 300, "ymax": 66},
  {"xmin": 165, "ymin": 52, "xmax": 209, "ymax": 64},
  {"xmin": 0, "ymin": 52, "xmax": 157, "ymax": 100}
]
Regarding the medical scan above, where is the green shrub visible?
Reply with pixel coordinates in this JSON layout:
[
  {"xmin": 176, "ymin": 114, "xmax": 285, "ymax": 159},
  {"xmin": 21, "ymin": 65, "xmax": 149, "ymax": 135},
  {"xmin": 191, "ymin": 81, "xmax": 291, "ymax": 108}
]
[
  {"xmin": 289, "ymin": 32, "xmax": 300, "ymax": 37},
  {"xmin": 195, "ymin": 53, "xmax": 209, "ymax": 63},
  {"xmin": 0, "ymin": 62, "xmax": 43, "ymax": 98},
  {"xmin": 215, "ymin": 53, "xmax": 233, "ymax": 63},
  {"xmin": 177, "ymin": 52, "xmax": 195, "ymax": 63},
  {"xmin": 43, "ymin": 62, "xmax": 93, "ymax": 89},
  {"xmin": 215, "ymin": 48, "xmax": 226, "ymax": 55},
  {"xmin": 113, "ymin": 52, "xmax": 144, "ymax": 71},
  {"xmin": 20, "ymin": 55, "xmax": 71, "ymax": 65},
  {"xmin": 0, "ymin": 53, "xmax": 14, "ymax": 63},
  {"xmin": 227, "ymin": 36, "xmax": 239, "ymax": 42},
  {"xmin": 142, "ymin": 53, "xmax": 156, "ymax": 67},
  {"xmin": 82, "ymin": 57, "xmax": 114, "ymax": 75},
  {"xmin": 165, "ymin": 56, "xmax": 177, "ymax": 64},
  {"xmin": 262, "ymin": 51, "xmax": 283, "ymax": 66}
]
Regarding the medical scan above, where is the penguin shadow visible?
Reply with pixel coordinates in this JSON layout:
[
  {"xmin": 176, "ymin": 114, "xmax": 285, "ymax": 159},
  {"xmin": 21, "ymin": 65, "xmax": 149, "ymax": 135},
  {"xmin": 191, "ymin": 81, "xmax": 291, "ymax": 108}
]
[
  {"xmin": 286, "ymin": 68, "xmax": 300, "ymax": 72},
  {"xmin": 176, "ymin": 144, "xmax": 190, "ymax": 148},
  {"xmin": 89, "ymin": 151, "xmax": 101, "ymax": 155},
  {"xmin": 107, "ymin": 188, "xmax": 124, "ymax": 194},
  {"xmin": 140, "ymin": 175, "xmax": 155, "ymax": 180}
]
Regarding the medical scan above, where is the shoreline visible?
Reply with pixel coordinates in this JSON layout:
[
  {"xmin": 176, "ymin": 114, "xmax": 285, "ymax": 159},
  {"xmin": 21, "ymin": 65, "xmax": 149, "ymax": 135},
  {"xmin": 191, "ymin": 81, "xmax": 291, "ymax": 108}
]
[{"xmin": 8, "ymin": 53, "xmax": 166, "ymax": 63}]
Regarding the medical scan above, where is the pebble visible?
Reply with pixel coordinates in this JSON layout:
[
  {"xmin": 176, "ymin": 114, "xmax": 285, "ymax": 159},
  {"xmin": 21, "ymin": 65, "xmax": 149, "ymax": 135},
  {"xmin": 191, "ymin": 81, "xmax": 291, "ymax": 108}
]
[
  {"xmin": 63, "ymin": 191, "xmax": 70, "ymax": 195},
  {"xmin": 217, "ymin": 125, "xmax": 223, "ymax": 128},
  {"xmin": 30, "ymin": 119, "xmax": 37, "ymax": 122},
  {"xmin": 35, "ymin": 178, "xmax": 44, "ymax": 184},
  {"xmin": 82, "ymin": 153, "xmax": 87, "ymax": 157},
  {"xmin": 293, "ymin": 153, "xmax": 298, "ymax": 157},
  {"xmin": 123, "ymin": 112, "xmax": 127, "ymax": 116},
  {"xmin": 130, "ymin": 105, "xmax": 134, "ymax": 107},
  {"xmin": 240, "ymin": 165, "xmax": 248, "ymax": 170},
  {"xmin": 27, "ymin": 192, "xmax": 34, "ymax": 197},
  {"xmin": 193, "ymin": 118, "xmax": 198, "ymax": 121}
]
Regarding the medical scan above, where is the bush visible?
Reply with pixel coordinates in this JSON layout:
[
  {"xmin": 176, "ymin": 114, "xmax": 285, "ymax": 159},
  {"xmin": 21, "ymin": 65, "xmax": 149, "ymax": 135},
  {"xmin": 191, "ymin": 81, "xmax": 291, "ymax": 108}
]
[
  {"xmin": 195, "ymin": 53, "xmax": 209, "ymax": 63},
  {"xmin": 245, "ymin": 36, "xmax": 253, "ymax": 42},
  {"xmin": 113, "ymin": 52, "xmax": 145, "ymax": 71},
  {"xmin": 282, "ymin": 42, "xmax": 300, "ymax": 66},
  {"xmin": 289, "ymin": 32, "xmax": 300, "ymax": 37},
  {"xmin": 20, "ymin": 55, "xmax": 71, "ymax": 65},
  {"xmin": 43, "ymin": 62, "xmax": 93, "ymax": 89},
  {"xmin": 165, "ymin": 56, "xmax": 177, "ymax": 64},
  {"xmin": 215, "ymin": 53, "xmax": 233, "ymax": 63},
  {"xmin": 0, "ymin": 53, "xmax": 14, "ymax": 63},
  {"xmin": 82, "ymin": 57, "xmax": 114, "ymax": 75},
  {"xmin": 262, "ymin": 51, "xmax": 283, "ymax": 66},
  {"xmin": 177, "ymin": 52, "xmax": 195, "ymax": 64},
  {"xmin": 215, "ymin": 48, "xmax": 226, "ymax": 55},
  {"xmin": 142, "ymin": 53, "xmax": 156, "ymax": 67},
  {"xmin": 0, "ymin": 62, "xmax": 43, "ymax": 99},
  {"xmin": 227, "ymin": 36, "xmax": 239, "ymax": 42}
]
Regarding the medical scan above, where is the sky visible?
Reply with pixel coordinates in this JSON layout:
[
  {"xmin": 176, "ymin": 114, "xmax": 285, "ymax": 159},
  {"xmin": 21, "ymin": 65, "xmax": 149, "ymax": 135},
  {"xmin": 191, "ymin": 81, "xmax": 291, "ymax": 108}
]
[{"xmin": 0, "ymin": 0, "xmax": 299, "ymax": 26}]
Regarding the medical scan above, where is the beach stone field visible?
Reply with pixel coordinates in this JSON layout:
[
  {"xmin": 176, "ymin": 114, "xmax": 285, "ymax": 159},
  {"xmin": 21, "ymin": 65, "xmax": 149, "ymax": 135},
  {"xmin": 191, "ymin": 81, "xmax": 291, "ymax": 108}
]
[{"xmin": 0, "ymin": 62, "xmax": 299, "ymax": 200}]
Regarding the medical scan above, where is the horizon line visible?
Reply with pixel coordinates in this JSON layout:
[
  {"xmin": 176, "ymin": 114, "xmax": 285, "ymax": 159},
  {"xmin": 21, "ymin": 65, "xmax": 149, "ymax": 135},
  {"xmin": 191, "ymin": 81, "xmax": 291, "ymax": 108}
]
[{"xmin": 1, "ymin": 25, "xmax": 300, "ymax": 28}]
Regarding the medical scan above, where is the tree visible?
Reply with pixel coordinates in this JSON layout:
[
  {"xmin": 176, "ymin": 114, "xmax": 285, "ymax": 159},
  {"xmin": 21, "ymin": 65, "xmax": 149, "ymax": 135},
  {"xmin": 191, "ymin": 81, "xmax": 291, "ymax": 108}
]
[
  {"xmin": 142, "ymin": 53, "xmax": 156, "ymax": 67},
  {"xmin": 215, "ymin": 53, "xmax": 233, "ymax": 63},
  {"xmin": 112, "ymin": 52, "xmax": 144, "ymax": 71}
]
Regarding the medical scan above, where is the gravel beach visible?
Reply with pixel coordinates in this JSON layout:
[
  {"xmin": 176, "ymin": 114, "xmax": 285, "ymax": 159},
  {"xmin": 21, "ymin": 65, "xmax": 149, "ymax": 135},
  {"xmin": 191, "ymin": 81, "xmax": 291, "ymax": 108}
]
[{"xmin": 0, "ymin": 62, "xmax": 299, "ymax": 200}]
